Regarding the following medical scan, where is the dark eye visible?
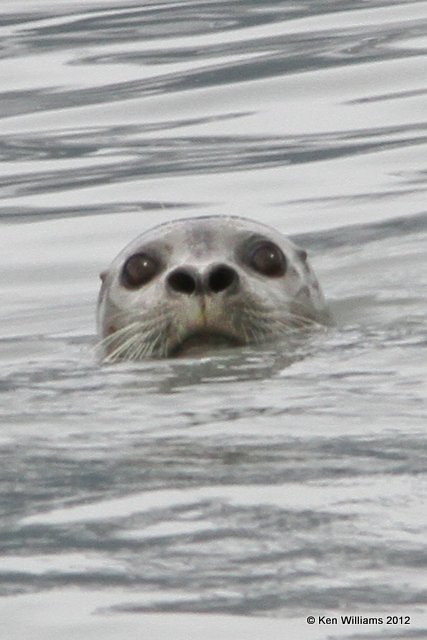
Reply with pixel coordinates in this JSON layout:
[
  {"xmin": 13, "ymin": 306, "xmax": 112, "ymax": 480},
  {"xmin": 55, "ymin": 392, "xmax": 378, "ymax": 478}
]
[
  {"xmin": 121, "ymin": 253, "xmax": 160, "ymax": 289},
  {"xmin": 249, "ymin": 242, "xmax": 287, "ymax": 277}
]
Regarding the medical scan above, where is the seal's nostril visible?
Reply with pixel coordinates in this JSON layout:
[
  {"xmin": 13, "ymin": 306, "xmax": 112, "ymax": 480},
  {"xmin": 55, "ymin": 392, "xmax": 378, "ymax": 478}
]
[
  {"xmin": 167, "ymin": 268, "xmax": 198, "ymax": 295},
  {"xmin": 168, "ymin": 265, "xmax": 238, "ymax": 295},
  {"xmin": 207, "ymin": 265, "xmax": 238, "ymax": 293}
]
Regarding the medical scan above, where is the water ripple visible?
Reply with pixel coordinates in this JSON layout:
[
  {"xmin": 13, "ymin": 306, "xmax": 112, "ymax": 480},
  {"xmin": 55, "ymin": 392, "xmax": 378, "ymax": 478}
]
[
  {"xmin": 0, "ymin": 122, "xmax": 426, "ymax": 199},
  {"xmin": 1, "ymin": 4, "xmax": 426, "ymax": 118}
]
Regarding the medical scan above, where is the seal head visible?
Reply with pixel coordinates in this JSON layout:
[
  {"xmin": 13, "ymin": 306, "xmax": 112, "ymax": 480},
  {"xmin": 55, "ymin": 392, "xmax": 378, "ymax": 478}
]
[{"xmin": 97, "ymin": 216, "xmax": 330, "ymax": 361}]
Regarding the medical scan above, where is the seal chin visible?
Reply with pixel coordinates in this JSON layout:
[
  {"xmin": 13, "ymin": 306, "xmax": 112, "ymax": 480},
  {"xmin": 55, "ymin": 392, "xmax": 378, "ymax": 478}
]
[{"xmin": 170, "ymin": 330, "xmax": 244, "ymax": 357}]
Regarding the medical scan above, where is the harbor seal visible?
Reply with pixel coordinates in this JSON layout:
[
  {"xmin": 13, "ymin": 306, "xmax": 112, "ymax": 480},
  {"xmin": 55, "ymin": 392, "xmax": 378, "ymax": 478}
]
[{"xmin": 97, "ymin": 215, "xmax": 330, "ymax": 361}]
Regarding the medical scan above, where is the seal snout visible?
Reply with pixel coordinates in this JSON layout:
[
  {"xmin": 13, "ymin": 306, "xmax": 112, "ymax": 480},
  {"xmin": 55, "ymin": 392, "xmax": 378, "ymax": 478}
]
[{"xmin": 167, "ymin": 264, "xmax": 239, "ymax": 296}]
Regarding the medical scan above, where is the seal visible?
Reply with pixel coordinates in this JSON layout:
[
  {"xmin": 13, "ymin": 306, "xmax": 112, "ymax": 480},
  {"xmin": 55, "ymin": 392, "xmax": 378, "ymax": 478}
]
[{"xmin": 97, "ymin": 215, "xmax": 330, "ymax": 361}]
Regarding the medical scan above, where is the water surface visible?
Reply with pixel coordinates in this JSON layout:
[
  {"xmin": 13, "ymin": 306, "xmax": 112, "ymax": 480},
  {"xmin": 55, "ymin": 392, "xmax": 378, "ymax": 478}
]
[{"xmin": 0, "ymin": 1, "xmax": 426, "ymax": 638}]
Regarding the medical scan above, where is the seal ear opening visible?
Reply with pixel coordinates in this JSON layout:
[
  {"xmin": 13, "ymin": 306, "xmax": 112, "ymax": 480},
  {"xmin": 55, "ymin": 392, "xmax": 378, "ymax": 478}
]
[
  {"xmin": 99, "ymin": 271, "xmax": 107, "ymax": 283},
  {"xmin": 297, "ymin": 249, "xmax": 308, "ymax": 263}
]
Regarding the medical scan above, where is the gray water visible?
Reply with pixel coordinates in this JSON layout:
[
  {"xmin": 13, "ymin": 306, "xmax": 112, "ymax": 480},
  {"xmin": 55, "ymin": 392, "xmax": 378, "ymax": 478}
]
[{"xmin": 1, "ymin": 1, "xmax": 426, "ymax": 638}]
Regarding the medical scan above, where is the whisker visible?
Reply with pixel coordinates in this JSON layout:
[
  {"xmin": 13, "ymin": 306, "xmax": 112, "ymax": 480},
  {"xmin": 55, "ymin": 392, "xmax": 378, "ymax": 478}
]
[
  {"xmin": 96, "ymin": 306, "xmax": 173, "ymax": 361},
  {"xmin": 96, "ymin": 292, "xmax": 326, "ymax": 362}
]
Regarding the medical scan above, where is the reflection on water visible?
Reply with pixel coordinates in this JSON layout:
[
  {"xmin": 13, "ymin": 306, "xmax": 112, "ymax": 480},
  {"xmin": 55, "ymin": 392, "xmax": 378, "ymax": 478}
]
[
  {"xmin": 1, "ymin": 0, "xmax": 427, "ymax": 638},
  {"xmin": 1, "ymin": 123, "xmax": 427, "ymax": 197}
]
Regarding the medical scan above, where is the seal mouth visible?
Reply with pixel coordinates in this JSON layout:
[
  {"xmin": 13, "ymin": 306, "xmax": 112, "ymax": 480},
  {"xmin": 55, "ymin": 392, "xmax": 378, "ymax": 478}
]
[{"xmin": 170, "ymin": 330, "xmax": 244, "ymax": 357}]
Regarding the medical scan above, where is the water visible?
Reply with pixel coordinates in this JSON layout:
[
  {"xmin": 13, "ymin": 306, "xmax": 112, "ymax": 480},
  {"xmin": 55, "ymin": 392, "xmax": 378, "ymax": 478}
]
[{"xmin": 1, "ymin": 1, "xmax": 426, "ymax": 638}]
